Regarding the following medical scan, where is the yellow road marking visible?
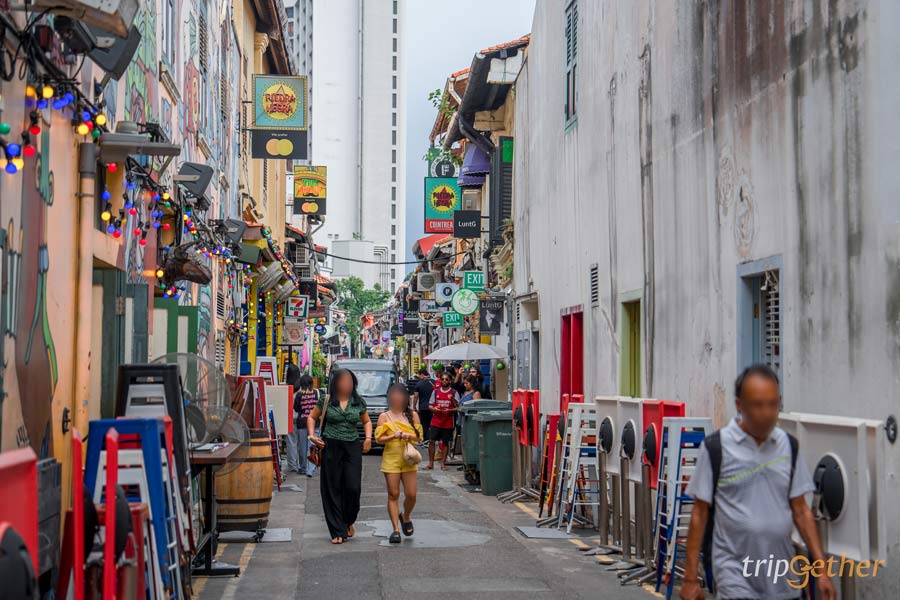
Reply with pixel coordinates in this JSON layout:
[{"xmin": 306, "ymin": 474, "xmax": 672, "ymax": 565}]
[
  {"xmin": 191, "ymin": 543, "xmax": 227, "ymax": 598},
  {"xmin": 513, "ymin": 501, "xmax": 539, "ymax": 518},
  {"xmin": 641, "ymin": 583, "xmax": 665, "ymax": 598},
  {"xmin": 568, "ymin": 538, "xmax": 589, "ymax": 548}
]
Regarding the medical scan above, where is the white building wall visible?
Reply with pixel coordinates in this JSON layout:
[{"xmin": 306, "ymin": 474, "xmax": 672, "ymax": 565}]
[
  {"xmin": 309, "ymin": 0, "xmax": 406, "ymax": 293},
  {"xmin": 515, "ymin": 1, "xmax": 900, "ymax": 591}
]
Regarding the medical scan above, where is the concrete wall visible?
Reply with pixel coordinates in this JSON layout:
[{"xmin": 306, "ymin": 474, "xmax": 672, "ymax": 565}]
[{"xmin": 515, "ymin": 1, "xmax": 900, "ymax": 592}]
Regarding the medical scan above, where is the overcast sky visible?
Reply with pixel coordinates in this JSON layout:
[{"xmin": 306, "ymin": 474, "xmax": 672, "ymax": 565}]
[{"xmin": 403, "ymin": 0, "xmax": 536, "ymax": 265}]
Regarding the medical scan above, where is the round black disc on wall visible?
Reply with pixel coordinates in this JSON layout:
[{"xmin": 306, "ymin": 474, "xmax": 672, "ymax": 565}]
[
  {"xmin": 621, "ymin": 421, "xmax": 636, "ymax": 460},
  {"xmin": 643, "ymin": 424, "xmax": 657, "ymax": 464},
  {"xmin": 599, "ymin": 417, "xmax": 614, "ymax": 454},
  {"xmin": 813, "ymin": 454, "xmax": 845, "ymax": 521}
]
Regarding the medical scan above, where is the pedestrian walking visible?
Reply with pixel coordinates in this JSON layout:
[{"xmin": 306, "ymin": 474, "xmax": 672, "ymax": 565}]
[
  {"xmin": 284, "ymin": 358, "xmax": 304, "ymax": 472},
  {"xmin": 374, "ymin": 384, "xmax": 423, "ymax": 544},
  {"xmin": 460, "ymin": 374, "xmax": 482, "ymax": 405},
  {"xmin": 293, "ymin": 374, "xmax": 319, "ymax": 477},
  {"xmin": 307, "ymin": 368, "xmax": 373, "ymax": 545},
  {"xmin": 424, "ymin": 372, "xmax": 459, "ymax": 471},
  {"xmin": 681, "ymin": 365, "xmax": 836, "ymax": 600},
  {"xmin": 413, "ymin": 368, "xmax": 434, "ymax": 447}
]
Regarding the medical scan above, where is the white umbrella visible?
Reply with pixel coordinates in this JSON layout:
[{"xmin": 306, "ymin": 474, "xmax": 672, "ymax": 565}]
[{"xmin": 425, "ymin": 342, "xmax": 507, "ymax": 361}]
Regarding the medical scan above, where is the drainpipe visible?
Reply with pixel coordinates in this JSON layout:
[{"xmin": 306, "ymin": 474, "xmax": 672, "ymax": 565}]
[{"xmin": 73, "ymin": 143, "xmax": 96, "ymax": 434}]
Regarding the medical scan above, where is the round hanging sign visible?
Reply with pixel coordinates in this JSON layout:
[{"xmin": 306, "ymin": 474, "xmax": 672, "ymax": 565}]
[{"xmin": 451, "ymin": 288, "xmax": 480, "ymax": 315}]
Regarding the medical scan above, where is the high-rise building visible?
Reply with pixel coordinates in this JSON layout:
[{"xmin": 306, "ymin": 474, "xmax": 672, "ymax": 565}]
[
  {"xmin": 309, "ymin": 0, "xmax": 406, "ymax": 292},
  {"xmin": 283, "ymin": 0, "xmax": 314, "ymax": 166}
]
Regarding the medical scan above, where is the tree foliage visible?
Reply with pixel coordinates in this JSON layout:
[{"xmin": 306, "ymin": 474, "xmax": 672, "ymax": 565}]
[{"xmin": 334, "ymin": 276, "xmax": 391, "ymax": 351}]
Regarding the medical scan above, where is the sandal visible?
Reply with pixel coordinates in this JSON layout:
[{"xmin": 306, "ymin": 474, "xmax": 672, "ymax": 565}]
[
  {"xmin": 347, "ymin": 524, "xmax": 355, "ymax": 538},
  {"xmin": 400, "ymin": 515, "xmax": 414, "ymax": 537},
  {"xmin": 389, "ymin": 531, "xmax": 402, "ymax": 544}
]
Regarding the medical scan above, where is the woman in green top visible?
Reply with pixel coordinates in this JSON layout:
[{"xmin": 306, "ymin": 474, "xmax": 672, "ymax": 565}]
[{"xmin": 308, "ymin": 368, "xmax": 373, "ymax": 544}]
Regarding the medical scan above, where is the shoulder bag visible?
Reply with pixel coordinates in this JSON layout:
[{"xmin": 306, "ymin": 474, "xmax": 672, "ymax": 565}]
[
  {"xmin": 308, "ymin": 391, "xmax": 326, "ymax": 466},
  {"xmin": 387, "ymin": 412, "xmax": 422, "ymax": 466}
]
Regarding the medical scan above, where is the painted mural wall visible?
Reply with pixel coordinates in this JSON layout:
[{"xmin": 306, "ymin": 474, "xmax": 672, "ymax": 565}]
[{"xmin": 0, "ymin": 0, "xmax": 242, "ymax": 458}]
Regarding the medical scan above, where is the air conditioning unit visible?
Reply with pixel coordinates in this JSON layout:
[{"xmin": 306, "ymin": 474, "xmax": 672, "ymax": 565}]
[
  {"xmin": 32, "ymin": 0, "xmax": 139, "ymax": 39},
  {"xmin": 462, "ymin": 189, "xmax": 481, "ymax": 211},
  {"xmin": 417, "ymin": 272, "xmax": 437, "ymax": 292}
]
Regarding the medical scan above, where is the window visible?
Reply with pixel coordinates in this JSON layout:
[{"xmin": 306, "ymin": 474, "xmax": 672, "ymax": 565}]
[
  {"xmin": 391, "ymin": 167, "xmax": 396, "ymax": 182},
  {"xmin": 589, "ymin": 264, "xmax": 599, "ymax": 307},
  {"xmin": 393, "ymin": 18, "xmax": 397, "ymax": 34},
  {"xmin": 391, "ymin": 187, "xmax": 396, "ymax": 201},
  {"xmin": 392, "ymin": 56, "xmax": 397, "ymax": 70},
  {"xmin": 391, "ymin": 225, "xmax": 396, "ymax": 235},
  {"xmin": 216, "ymin": 291, "xmax": 225, "ymax": 318},
  {"xmin": 392, "ymin": 93, "xmax": 397, "ymax": 108},
  {"xmin": 739, "ymin": 263, "xmax": 782, "ymax": 376},
  {"xmin": 391, "ymin": 239, "xmax": 396, "ymax": 250},
  {"xmin": 392, "ymin": 149, "xmax": 396, "ymax": 163},
  {"xmin": 393, "ymin": 38, "xmax": 398, "ymax": 52},
  {"xmin": 393, "ymin": 0, "xmax": 398, "ymax": 15},
  {"xmin": 163, "ymin": 0, "xmax": 176, "ymax": 66},
  {"xmin": 565, "ymin": 0, "xmax": 578, "ymax": 123},
  {"xmin": 392, "ymin": 112, "xmax": 397, "ymax": 126},
  {"xmin": 620, "ymin": 300, "xmax": 640, "ymax": 396},
  {"xmin": 392, "ymin": 75, "xmax": 397, "ymax": 90},
  {"xmin": 392, "ymin": 130, "xmax": 397, "ymax": 145},
  {"xmin": 391, "ymin": 204, "xmax": 396, "ymax": 218},
  {"xmin": 198, "ymin": 5, "xmax": 209, "ymax": 130}
]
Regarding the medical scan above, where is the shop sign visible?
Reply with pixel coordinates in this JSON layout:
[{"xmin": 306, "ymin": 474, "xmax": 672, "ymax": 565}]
[
  {"xmin": 424, "ymin": 177, "xmax": 461, "ymax": 233},
  {"xmin": 286, "ymin": 296, "xmax": 310, "ymax": 319},
  {"xmin": 253, "ymin": 75, "xmax": 308, "ymax": 129},
  {"xmin": 443, "ymin": 311, "xmax": 464, "ymax": 328},
  {"xmin": 453, "ymin": 210, "xmax": 480, "ymax": 239},
  {"xmin": 451, "ymin": 288, "xmax": 480, "ymax": 316},
  {"xmin": 251, "ymin": 129, "xmax": 308, "ymax": 159},
  {"xmin": 293, "ymin": 166, "xmax": 327, "ymax": 215}
]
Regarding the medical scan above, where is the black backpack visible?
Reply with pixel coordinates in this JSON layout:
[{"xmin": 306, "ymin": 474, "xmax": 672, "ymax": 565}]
[{"xmin": 699, "ymin": 429, "xmax": 799, "ymax": 590}]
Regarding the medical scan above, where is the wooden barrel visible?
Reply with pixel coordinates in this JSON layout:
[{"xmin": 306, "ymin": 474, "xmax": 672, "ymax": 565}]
[{"xmin": 215, "ymin": 429, "xmax": 274, "ymax": 532}]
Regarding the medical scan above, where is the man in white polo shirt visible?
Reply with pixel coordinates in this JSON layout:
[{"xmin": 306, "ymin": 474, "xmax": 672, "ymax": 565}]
[{"xmin": 681, "ymin": 365, "xmax": 836, "ymax": 599}]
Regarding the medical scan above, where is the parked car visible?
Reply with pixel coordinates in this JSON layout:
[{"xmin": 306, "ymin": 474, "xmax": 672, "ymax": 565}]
[{"xmin": 330, "ymin": 359, "xmax": 398, "ymax": 448}]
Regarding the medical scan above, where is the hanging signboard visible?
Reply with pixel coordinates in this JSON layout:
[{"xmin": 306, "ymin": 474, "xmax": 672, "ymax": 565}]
[
  {"xmin": 253, "ymin": 75, "xmax": 308, "ymax": 130},
  {"xmin": 293, "ymin": 166, "xmax": 327, "ymax": 215},
  {"xmin": 443, "ymin": 311, "xmax": 464, "ymax": 328},
  {"xmin": 424, "ymin": 177, "xmax": 461, "ymax": 233},
  {"xmin": 435, "ymin": 282, "xmax": 458, "ymax": 306},
  {"xmin": 453, "ymin": 210, "xmax": 481, "ymax": 239},
  {"xmin": 252, "ymin": 129, "xmax": 308, "ymax": 160},
  {"xmin": 463, "ymin": 271, "xmax": 485, "ymax": 291},
  {"xmin": 281, "ymin": 320, "xmax": 306, "ymax": 345},
  {"xmin": 451, "ymin": 288, "xmax": 480, "ymax": 315},
  {"xmin": 479, "ymin": 299, "xmax": 504, "ymax": 335},
  {"xmin": 286, "ymin": 295, "xmax": 310, "ymax": 319}
]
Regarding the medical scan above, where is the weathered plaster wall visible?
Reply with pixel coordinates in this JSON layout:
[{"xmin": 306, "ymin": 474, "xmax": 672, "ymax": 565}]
[{"xmin": 515, "ymin": 1, "xmax": 899, "ymax": 593}]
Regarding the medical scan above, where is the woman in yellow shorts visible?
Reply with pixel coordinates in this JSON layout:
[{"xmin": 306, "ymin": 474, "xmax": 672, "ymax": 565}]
[{"xmin": 374, "ymin": 383, "xmax": 424, "ymax": 543}]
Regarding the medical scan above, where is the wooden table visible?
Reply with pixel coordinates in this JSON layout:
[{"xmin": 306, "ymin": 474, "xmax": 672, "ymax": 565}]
[{"xmin": 190, "ymin": 444, "xmax": 241, "ymax": 577}]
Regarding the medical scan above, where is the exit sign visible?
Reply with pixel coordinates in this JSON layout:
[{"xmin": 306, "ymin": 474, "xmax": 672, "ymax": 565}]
[
  {"xmin": 463, "ymin": 271, "xmax": 485, "ymax": 291},
  {"xmin": 443, "ymin": 311, "xmax": 464, "ymax": 328}
]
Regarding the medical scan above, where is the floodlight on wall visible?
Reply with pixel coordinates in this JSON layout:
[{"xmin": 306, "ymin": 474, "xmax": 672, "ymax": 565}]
[
  {"xmin": 174, "ymin": 162, "xmax": 214, "ymax": 211},
  {"xmin": 29, "ymin": 0, "xmax": 139, "ymax": 39},
  {"xmin": 98, "ymin": 128, "xmax": 180, "ymax": 164},
  {"xmin": 54, "ymin": 18, "xmax": 141, "ymax": 82},
  {"xmin": 778, "ymin": 412, "xmax": 886, "ymax": 562},
  {"xmin": 595, "ymin": 396, "xmax": 620, "ymax": 475},
  {"xmin": 617, "ymin": 397, "xmax": 643, "ymax": 483}
]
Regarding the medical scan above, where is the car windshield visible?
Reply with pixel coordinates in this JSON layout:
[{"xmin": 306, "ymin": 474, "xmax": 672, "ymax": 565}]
[{"xmin": 353, "ymin": 370, "xmax": 394, "ymax": 397}]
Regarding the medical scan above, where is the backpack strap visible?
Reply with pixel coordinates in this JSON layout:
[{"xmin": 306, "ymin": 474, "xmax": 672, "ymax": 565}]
[
  {"xmin": 700, "ymin": 431, "xmax": 722, "ymax": 591},
  {"xmin": 787, "ymin": 431, "xmax": 799, "ymax": 496}
]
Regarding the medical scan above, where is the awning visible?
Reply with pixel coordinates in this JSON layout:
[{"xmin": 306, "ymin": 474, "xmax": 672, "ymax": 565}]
[
  {"xmin": 459, "ymin": 144, "xmax": 489, "ymax": 187},
  {"xmin": 413, "ymin": 234, "xmax": 451, "ymax": 259}
]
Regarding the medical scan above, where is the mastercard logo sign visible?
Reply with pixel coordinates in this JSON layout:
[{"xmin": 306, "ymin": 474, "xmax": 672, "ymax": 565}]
[{"xmin": 265, "ymin": 138, "xmax": 295, "ymax": 157}]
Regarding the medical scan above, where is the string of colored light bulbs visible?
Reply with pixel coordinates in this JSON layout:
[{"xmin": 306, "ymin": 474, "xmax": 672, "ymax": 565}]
[{"xmin": 260, "ymin": 226, "xmax": 299, "ymax": 286}]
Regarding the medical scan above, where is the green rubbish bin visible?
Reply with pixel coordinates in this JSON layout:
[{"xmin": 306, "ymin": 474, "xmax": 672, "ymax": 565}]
[
  {"xmin": 460, "ymin": 400, "xmax": 509, "ymax": 469},
  {"xmin": 475, "ymin": 410, "xmax": 514, "ymax": 496}
]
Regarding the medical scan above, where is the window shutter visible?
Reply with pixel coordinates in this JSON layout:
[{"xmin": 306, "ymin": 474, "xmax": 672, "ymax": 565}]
[
  {"xmin": 199, "ymin": 13, "xmax": 209, "ymax": 73},
  {"xmin": 590, "ymin": 264, "xmax": 599, "ymax": 307},
  {"xmin": 764, "ymin": 271, "xmax": 781, "ymax": 373},
  {"xmin": 489, "ymin": 137, "xmax": 514, "ymax": 247}
]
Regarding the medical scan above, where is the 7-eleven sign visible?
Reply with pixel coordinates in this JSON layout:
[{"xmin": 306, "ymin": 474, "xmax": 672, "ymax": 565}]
[{"xmin": 286, "ymin": 296, "xmax": 309, "ymax": 319}]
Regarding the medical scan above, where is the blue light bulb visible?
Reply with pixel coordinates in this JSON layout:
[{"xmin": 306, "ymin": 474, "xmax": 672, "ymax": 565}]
[
  {"xmin": 82, "ymin": 111, "xmax": 91, "ymax": 122},
  {"xmin": 64, "ymin": 93, "xmax": 74, "ymax": 103},
  {"xmin": 101, "ymin": 191, "xmax": 111, "ymax": 201},
  {"xmin": 4, "ymin": 163, "xmax": 16, "ymax": 174},
  {"xmin": 106, "ymin": 224, "xmax": 116, "ymax": 233},
  {"xmin": 126, "ymin": 181, "xmax": 135, "ymax": 190},
  {"xmin": 6, "ymin": 143, "xmax": 21, "ymax": 157},
  {"xmin": 36, "ymin": 100, "xmax": 47, "ymax": 109},
  {"xmin": 52, "ymin": 100, "xmax": 64, "ymax": 110},
  {"xmin": 124, "ymin": 202, "xmax": 133, "ymax": 209},
  {"xmin": 153, "ymin": 221, "xmax": 161, "ymax": 229}
]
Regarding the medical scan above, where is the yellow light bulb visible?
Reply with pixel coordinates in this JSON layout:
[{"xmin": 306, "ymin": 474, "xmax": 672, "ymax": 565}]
[
  {"xmin": 101, "ymin": 210, "xmax": 111, "ymax": 222},
  {"xmin": 76, "ymin": 123, "xmax": 89, "ymax": 135},
  {"xmin": 95, "ymin": 113, "xmax": 107, "ymax": 126},
  {"xmin": 41, "ymin": 86, "xmax": 54, "ymax": 99},
  {"xmin": 25, "ymin": 86, "xmax": 37, "ymax": 98},
  {"xmin": 161, "ymin": 192, "xmax": 170, "ymax": 200},
  {"xmin": 156, "ymin": 269, "xmax": 164, "ymax": 278},
  {"xmin": 12, "ymin": 158, "xmax": 24, "ymax": 169}
]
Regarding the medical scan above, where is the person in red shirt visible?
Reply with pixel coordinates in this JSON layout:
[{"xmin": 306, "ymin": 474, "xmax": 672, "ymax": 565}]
[{"xmin": 424, "ymin": 372, "xmax": 460, "ymax": 470}]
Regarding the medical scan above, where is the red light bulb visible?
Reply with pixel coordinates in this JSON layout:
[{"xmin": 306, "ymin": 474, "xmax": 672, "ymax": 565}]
[
  {"xmin": 107, "ymin": 162, "xmax": 117, "ymax": 173},
  {"xmin": 29, "ymin": 125, "xmax": 40, "ymax": 136},
  {"xmin": 162, "ymin": 223, "xmax": 171, "ymax": 230},
  {"xmin": 133, "ymin": 227, "xmax": 141, "ymax": 236},
  {"xmin": 23, "ymin": 145, "xmax": 36, "ymax": 157},
  {"xmin": 139, "ymin": 238, "xmax": 147, "ymax": 247},
  {"xmin": 112, "ymin": 230, "xmax": 122, "ymax": 239},
  {"xmin": 129, "ymin": 207, "xmax": 137, "ymax": 216}
]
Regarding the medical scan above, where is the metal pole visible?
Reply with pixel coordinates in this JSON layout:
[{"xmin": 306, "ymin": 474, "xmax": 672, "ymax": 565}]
[{"xmin": 620, "ymin": 457, "xmax": 632, "ymax": 560}]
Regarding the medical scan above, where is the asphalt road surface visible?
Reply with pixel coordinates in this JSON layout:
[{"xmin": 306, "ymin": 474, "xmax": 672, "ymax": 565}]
[{"xmin": 193, "ymin": 453, "xmax": 659, "ymax": 600}]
